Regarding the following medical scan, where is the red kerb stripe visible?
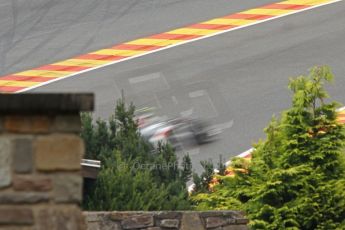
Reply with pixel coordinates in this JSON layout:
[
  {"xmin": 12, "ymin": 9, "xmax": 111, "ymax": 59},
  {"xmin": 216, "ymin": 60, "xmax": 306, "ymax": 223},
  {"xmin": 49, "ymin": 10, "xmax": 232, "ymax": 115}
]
[
  {"xmin": 34, "ymin": 65, "xmax": 89, "ymax": 72},
  {"xmin": 261, "ymin": 3, "xmax": 310, "ymax": 10},
  {"xmin": 75, "ymin": 54, "xmax": 126, "ymax": 61},
  {"xmin": 224, "ymin": 13, "xmax": 273, "ymax": 20},
  {"xmin": 0, "ymin": 85, "xmax": 26, "ymax": 93},
  {"xmin": 111, "ymin": 44, "xmax": 161, "ymax": 51},
  {"xmin": 188, "ymin": 24, "xmax": 235, "ymax": 30},
  {"xmin": 149, "ymin": 33, "xmax": 201, "ymax": 40},
  {"xmin": 0, "ymin": 75, "xmax": 54, "ymax": 82}
]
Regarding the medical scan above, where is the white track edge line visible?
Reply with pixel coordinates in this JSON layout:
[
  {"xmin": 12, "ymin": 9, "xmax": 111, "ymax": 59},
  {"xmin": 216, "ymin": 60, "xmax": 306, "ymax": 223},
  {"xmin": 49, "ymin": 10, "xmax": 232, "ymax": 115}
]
[
  {"xmin": 15, "ymin": 0, "xmax": 343, "ymax": 93},
  {"xmin": 336, "ymin": 106, "xmax": 345, "ymax": 111},
  {"xmin": 225, "ymin": 148, "xmax": 254, "ymax": 166}
]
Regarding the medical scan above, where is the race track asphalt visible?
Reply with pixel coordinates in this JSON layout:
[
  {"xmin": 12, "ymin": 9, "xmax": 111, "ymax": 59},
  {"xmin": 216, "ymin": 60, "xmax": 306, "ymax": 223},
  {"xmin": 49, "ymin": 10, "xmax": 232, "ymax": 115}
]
[
  {"xmin": 1, "ymin": 0, "xmax": 344, "ymax": 172},
  {"xmin": 0, "ymin": 0, "xmax": 278, "ymax": 76}
]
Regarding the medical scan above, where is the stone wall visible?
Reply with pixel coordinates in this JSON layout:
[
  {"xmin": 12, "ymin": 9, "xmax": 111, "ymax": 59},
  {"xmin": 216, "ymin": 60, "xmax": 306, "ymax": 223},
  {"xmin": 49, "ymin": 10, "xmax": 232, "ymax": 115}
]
[
  {"xmin": 0, "ymin": 93, "xmax": 93, "ymax": 230},
  {"xmin": 84, "ymin": 211, "xmax": 248, "ymax": 230}
]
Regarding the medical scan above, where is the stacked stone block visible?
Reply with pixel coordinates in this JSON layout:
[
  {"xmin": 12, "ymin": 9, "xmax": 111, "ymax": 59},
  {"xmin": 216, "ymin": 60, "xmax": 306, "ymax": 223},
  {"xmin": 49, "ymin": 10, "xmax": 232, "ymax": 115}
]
[
  {"xmin": 0, "ymin": 93, "xmax": 93, "ymax": 230},
  {"xmin": 84, "ymin": 211, "xmax": 249, "ymax": 230}
]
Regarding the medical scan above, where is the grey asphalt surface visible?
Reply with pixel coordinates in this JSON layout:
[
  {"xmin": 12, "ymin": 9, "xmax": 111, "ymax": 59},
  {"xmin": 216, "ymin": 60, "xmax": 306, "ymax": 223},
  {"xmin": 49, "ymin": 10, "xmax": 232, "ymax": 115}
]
[
  {"xmin": 1, "ymin": 0, "xmax": 345, "ymax": 173},
  {"xmin": 0, "ymin": 0, "xmax": 278, "ymax": 76}
]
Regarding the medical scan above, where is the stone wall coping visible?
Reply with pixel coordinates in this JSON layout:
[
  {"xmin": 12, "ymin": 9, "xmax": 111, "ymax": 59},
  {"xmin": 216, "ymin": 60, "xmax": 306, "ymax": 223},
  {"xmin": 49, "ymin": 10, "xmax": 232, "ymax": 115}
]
[
  {"xmin": 83, "ymin": 211, "xmax": 249, "ymax": 230},
  {"xmin": 0, "ymin": 93, "xmax": 94, "ymax": 114},
  {"xmin": 85, "ymin": 211, "xmax": 244, "ymax": 214},
  {"xmin": 84, "ymin": 210, "xmax": 247, "ymax": 219}
]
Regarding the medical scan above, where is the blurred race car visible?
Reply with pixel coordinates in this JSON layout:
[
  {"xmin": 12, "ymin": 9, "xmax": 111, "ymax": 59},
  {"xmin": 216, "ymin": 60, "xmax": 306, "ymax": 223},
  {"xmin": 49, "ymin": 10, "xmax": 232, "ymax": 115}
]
[
  {"xmin": 139, "ymin": 120, "xmax": 179, "ymax": 148},
  {"xmin": 170, "ymin": 117, "xmax": 221, "ymax": 144},
  {"xmin": 135, "ymin": 108, "xmax": 221, "ymax": 148}
]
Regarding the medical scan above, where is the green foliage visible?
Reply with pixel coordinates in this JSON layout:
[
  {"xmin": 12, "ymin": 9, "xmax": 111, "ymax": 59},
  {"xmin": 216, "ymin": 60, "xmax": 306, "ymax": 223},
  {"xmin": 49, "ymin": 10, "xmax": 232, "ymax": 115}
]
[
  {"xmin": 192, "ymin": 159, "xmax": 215, "ymax": 193},
  {"xmin": 82, "ymin": 98, "xmax": 192, "ymax": 211},
  {"xmin": 217, "ymin": 155, "xmax": 227, "ymax": 176},
  {"xmin": 181, "ymin": 154, "xmax": 193, "ymax": 183},
  {"xmin": 191, "ymin": 175, "xmax": 243, "ymax": 211},
  {"xmin": 85, "ymin": 152, "xmax": 168, "ymax": 211},
  {"xmin": 191, "ymin": 66, "xmax": 345, "ymax": 229}
]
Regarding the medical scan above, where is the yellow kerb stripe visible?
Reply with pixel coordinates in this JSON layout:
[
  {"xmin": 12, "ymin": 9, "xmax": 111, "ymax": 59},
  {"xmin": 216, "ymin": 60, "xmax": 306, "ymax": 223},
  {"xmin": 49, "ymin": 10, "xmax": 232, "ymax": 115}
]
[
  {"xmin": 54, "ymin": 59, "xmax": 110, "ymax": 67},
  {"xmin": 282, "ymin": 0, "xmax": 333, "ymax": 5},
  {"xmin": 243, "ymin": 8, "xmax": 295, "ymax": 16},
  {"xmin": 126, "ymin": 38, "xmax": 183, "ymax": 46},
  {"xmin": 92, "ymin": 49, "xmax": 146, "ymax": 56},
  {"xmin": 167, "ymin": 28, "xmax": 220, "ymax": 36},
  {"xmin": 15, "ymin": 70, "xmax": 72, "ymax": 78},
  {"xmin": 203, "ymin": 18, "xmax": 255, "ymax": 26},
  {"xmin": 0, "ymin": 80, "xmax": 39, "ymax": 87}
]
